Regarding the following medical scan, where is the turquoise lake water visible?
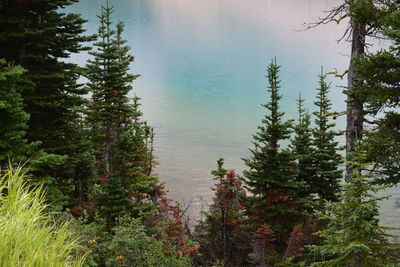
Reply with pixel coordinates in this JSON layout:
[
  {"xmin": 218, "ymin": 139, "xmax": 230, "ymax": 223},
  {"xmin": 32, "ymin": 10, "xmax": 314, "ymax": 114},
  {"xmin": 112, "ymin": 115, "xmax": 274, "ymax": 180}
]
[{"xmin": 66, "ymin": 0, "xmax": 399, "ymax": 226}]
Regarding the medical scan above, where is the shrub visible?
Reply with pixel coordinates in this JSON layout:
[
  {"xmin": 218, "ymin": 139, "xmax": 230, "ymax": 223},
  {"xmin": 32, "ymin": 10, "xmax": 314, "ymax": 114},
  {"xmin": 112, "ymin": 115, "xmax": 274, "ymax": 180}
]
[{"xmin": 82, "ymin": 215, "xmax": 192, "ymax": 267}]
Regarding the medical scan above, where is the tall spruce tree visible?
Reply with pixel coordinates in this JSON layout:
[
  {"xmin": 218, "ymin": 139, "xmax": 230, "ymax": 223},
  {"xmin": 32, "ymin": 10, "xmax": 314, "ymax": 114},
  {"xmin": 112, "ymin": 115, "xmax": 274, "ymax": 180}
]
[
  {"xmin": 290, "ymin": 94, "xmax": 315, "ymax": 199},
  {"xmin": 351, "ymin": 2, "xmax": 400, "ymax": 185},
  {"xmin": 309, "ymin": 1, "xmax": 399, "ymax": 179},
  {"xmin": 86, "ymin": 3, "xmax": 157, "ymax": 227},
  {"xmin": 345, "ymin": 0, "xmax": 367, "ymax": 179},
  {"xmin": 242, "ymin": 59, "xmax": 305, "ymax": 255},
  {"xmin": 309, "ymin": 146, "xmax": 399, "ymax": 266},
  {"xmin": 312, "ymin": 71, "xmax": 343, "ymax": 202},
  {"xmin": 0, "ymin": 0, "xmax": 94, "ymax": 209}
]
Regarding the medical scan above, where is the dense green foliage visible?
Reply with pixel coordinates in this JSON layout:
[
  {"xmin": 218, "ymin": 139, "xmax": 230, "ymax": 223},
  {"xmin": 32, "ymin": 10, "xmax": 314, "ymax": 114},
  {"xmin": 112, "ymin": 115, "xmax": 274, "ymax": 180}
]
[
  {"xmin": 79, "ymin": 215, "xmax": 191, "ymax": 267},
  {"xmin": 311, "ymin": 71, "xmax": 343, "ymax": 202},
  {"xmin": 290, "ymin": 71, "xmax": 343, "ymax": 206},
  {"xmin": 0, "ymin": 0, "xmax": 94, "ymax": 209},
  {"xmin": 309, "ymin": 147, "xmax": 399, "ymax": 266},
  {"xmin": 0, "ymin": 59, "xmax": 37, "ymax": 165},
  {"xmin": 0, "ymin": 0, "xmax": 399, "ymax": 266},
  {"xmin": 0, "ymin": 167, "xmax": 85, "ymax": 266},
  {"xmin": 85, "ymin": 3, "xmax": 158, "ymax": 227},
  {"xmin": 241, "ymin": 59, "xmax": 307, "ymax": 260},
  {"xmin": 290, "ymin": 95, "xmax": 314, "ymax": 199},
  {"xmin": 74, "ymin": 4, "xmax": 199, "ymax": 265},
  {"xmin": 194, "ymin": 66, "xmax": 354, "ymax": 266},
  {"xmin": 351, "ymin": 1, "xmax": 400, "ymax": 184}
]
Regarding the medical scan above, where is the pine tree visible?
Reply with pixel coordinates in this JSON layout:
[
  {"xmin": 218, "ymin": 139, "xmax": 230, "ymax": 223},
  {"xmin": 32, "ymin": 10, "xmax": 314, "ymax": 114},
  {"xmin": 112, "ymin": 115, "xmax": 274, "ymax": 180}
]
[
  {"xmin": 0, "ymin": 0, "xmax": 94, "ymax": 209},
  {"xmin": 194, "ymin": 159, "xmax": 250, "ymax": 267},
  {"xmin": 310, "ymin": 1, "xmax": 399, "ymax": 179},
  {"xmin": 290, "ymin": 94, "xmax": 315, "ymax": 199},
  {"xmin": 86, "ymin": 3, "xmax": 157, "ymax": 226},
  {"xmin": 312, "ymin": 71, "xmax": 343, "ymax": 202},
  {"xmin": 344, "ymin": 0, "xmax": 368, "ymax": 179},
  {"xmin": 309, "ymin": 146, "xmax": 399, "ymax": 266},
  {"xmin": 0, "ymin": 59, "xmax": 37, "ymax": 165},
  {"xmin": 351, "ymin": 2, "xmax": 400, "ymax": 184},
  {"xmin": 242, "ymin": 59, "xmax": 305, "ymax": 254}
]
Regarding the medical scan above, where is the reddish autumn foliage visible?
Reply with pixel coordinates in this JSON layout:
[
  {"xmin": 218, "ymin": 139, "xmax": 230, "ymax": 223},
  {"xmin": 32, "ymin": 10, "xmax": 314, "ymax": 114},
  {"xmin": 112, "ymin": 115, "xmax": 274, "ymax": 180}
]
[
  {"xmin": 106, "ymin": 92, "xmax": 119, "ymax": 97},
  {"xmin": 253, "ymin": 224, "xmax": 276, "ymax": 245},
  {"xmin": 211, "ymin": 170, "xmax": 246, "ymax": 222},
  {"xmin": 248, "ymin": 224, "xmax": 277, "ymax": 265},
  {"xmin": 151, "ymin": 189, "xmax": 199, "ymax": 257},
  {"xmin": 265, "ymin": 188, "xmax": 301, "ymax": 210},
  {"xmin": 97, "ymin": 176, "xmax": 107, "ymax": 182},
  {"xmin": 284, "ymin": 229, "xmax": 304, "ymax": 258},
  {"xmin": 70, "ymin": 200, "xmax": 95, "ymax": 217},
  {"xmin": 194, "ymin": 165, "xmax": 251, "ymax": 266}
]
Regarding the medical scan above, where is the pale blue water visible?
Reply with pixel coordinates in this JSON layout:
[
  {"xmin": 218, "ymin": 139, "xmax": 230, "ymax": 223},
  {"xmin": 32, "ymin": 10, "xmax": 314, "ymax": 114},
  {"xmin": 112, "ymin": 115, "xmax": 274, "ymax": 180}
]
[{"xmin": 66, "ymin": 0, "xmax": 399, "ymax": 226}]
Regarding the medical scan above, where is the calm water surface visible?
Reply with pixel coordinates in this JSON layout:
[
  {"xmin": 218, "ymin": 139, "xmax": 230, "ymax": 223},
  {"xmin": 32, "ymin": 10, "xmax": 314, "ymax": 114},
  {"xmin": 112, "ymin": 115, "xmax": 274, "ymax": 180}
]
[{"xmin": 66, "ymin": 0, "xmax": 399, "ymax": 226}]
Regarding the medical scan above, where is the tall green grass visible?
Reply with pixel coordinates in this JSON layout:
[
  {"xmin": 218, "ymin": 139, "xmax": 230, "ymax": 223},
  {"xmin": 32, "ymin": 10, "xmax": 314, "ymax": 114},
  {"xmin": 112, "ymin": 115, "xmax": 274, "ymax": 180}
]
[{"xmin": 0, "ymin": 166, "xmax": 85, "ymax": 266}]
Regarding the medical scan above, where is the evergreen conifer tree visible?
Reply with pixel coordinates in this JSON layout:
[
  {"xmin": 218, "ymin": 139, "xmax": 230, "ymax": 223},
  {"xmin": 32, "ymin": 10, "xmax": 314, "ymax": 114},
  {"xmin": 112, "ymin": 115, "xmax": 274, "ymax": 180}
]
[
  {"xmin": 242, "ymin": 59, "xmax": 305, "ymax": 254},
  {"xmin": 351, "ymin": 2, "xmax": 400, "ymax": 184},
  {"xmin": 194, "ymin": 159, "xmax": 249, "ymax": 266},
  {"xmin": 312, "ymin": 71, "xmax": 343, "ymax": 202},
  {"xmin": 86, "ymin": 3, "xmax": 157, "ymax": 226},
  {"xmin": 0, "ymin": 0, "xmax": 94, "ymax": 209},
  {"xmin": 309, "ymin": 146, "xmax": 399, "ymax": 266},
  {"xmin": 0, "ymin": 59, "xmax": 37, "ymax": 165},
  {"xmin": 313, "ymin": 0, "xmax": 398, "ymax": 179},
  {"xmin": 290, "ymin": 94, "xmax": 315, "ymax": 199}
]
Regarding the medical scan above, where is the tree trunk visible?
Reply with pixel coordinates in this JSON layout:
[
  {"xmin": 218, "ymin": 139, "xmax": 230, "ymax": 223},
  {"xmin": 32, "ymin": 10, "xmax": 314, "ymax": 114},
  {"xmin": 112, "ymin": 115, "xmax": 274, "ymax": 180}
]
[{"xmin": 346, "ymin": 0, "xmax": 366, "ymax": 181}]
